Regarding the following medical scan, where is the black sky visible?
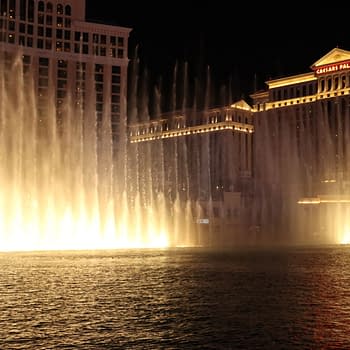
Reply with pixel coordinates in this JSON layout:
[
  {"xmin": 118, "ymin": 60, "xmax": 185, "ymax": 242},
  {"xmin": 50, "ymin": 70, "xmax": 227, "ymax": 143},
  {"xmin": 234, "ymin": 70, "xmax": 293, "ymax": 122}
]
[{"xmin": 85, "ymin": 1, "xmax": 350, "ymax": 102}]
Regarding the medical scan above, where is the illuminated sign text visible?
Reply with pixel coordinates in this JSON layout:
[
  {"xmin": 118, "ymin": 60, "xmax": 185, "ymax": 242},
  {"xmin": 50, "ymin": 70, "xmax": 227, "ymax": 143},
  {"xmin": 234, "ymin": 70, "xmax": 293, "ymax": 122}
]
[{"xmin": 315, "ymin": 61, "xmax": 350, "ymax": 75}]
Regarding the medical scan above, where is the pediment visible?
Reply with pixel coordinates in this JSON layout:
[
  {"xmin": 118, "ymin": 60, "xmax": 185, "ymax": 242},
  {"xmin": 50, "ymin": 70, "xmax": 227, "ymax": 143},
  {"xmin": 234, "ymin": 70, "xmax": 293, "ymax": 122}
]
[
  {"xmin": 311, "ymin": 47, "xmax": 350, "ymax": 68},
  {"xmin": 231, "ymin": 99, "xmax": 252, "ymax": 111}
]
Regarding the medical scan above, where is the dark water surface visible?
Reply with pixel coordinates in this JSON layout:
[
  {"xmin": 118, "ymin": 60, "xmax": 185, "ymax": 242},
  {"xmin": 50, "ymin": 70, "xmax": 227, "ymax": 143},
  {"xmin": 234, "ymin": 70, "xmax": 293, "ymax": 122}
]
[{"xmin": 1, "ymin": 245, "xmax": 350, "ymax": 349}]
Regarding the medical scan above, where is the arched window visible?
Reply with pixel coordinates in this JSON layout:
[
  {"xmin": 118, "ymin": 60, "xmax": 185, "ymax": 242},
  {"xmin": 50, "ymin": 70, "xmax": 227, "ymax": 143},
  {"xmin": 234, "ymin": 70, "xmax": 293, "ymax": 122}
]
[
  {"xmin": 47, "ymin": 2, "xmax": 53, "ymax": 13},
  {"xmin": 57, "ymin": 4, "xmax": 63, "ymax": 15},
  {"xmin": 65, "ymin": 5, "xmax": 71, "ymax": 16},
  {"xmin": 38, "ymin": 1, "xmax": 45, "ymax": 12},
  {"xmin": 327, "ymin": 77, "xmax": 332, "ymax": 91},
  {"xmin": 0, "ymin": 0, "xmax": 7, "ymax": 16},
  {"xmin": 341, "ymin": 75, "xmax": 346, "ymax": 89},
  {"xmin": 9, "ymin": 0, "xmax": 16, "ymax": 17},
  {"xmin": 334, "ymin": 76, "xmax": 339, "ymax": 90},
  {"xmin": 320, "ymin": 79, "xmax": 325, "ymax": 92}
]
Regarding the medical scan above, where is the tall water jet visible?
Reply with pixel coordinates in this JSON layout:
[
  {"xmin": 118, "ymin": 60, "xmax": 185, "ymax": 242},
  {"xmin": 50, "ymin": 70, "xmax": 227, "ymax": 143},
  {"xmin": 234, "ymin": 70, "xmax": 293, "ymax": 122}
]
[
  {"xmin": 251, "ymin": 52, "xmax": 350, "ymax": 246},
  {"xmin": 127, "ymin": 53, "xmax": 255, "ymax": 247},
  {"xmin": 126, "ymin": 54, "xmax": 202, "ymax": 248},
  {"xmin": 0, "ymin": 51, "xmax": 174, "ymax": 252}
]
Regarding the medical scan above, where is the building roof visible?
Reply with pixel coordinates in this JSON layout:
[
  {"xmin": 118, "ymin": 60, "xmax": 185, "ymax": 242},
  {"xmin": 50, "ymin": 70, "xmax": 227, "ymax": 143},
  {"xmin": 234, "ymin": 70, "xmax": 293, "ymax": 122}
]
[
  {"xmin": 231, "ymin": 99, "xmax": 252, "ymax": 111},
  {"xmin": 263, "ymin": 47, "xmax": 350, "ymax": 89},
  {"xmin": 266, "ymin": 72, "xmax": 316, "ymax": 89},
  {"xmin": 311, "ymin": 47, "xmax": 350, "ymax": 68}
]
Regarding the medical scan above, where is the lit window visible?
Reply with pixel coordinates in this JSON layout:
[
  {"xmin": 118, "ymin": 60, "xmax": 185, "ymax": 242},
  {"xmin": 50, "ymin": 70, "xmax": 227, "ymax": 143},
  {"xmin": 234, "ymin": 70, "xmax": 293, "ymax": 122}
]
[
  {"xmin": 8, "ymin": 34, "xmax": 15, "ymax": 44},
  {"xmin": 57, "ymin": 17, "xmax": 63, "ymax": 27},
  {"xmin": 57, "ymin": 4, "xmax": 63, "ymax": 15},
  {"xmin": 56, "ymin": 41, "xmax": 63, "ymax": 51},
  {"xmin": 58, "ymin": 60, "xmax": 67, "ymax": 68}
]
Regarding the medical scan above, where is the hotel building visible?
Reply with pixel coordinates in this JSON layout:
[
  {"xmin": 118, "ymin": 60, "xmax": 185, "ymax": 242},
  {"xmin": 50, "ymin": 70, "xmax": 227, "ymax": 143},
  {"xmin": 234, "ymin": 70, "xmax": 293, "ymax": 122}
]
[
  {"xmin": 129, "ymin": 99, "xmax": 255, "ymax": 246},
  {"xmin": 249, "ymin": 47, "xmax": 350, "ymax": 243},
  {"xmin": 0, "ymin": 0, "xmax": 130, "ymax": 151},
  {"xmin": 130, "ymin": 47, "xmax": 350, "ymax": 244}
]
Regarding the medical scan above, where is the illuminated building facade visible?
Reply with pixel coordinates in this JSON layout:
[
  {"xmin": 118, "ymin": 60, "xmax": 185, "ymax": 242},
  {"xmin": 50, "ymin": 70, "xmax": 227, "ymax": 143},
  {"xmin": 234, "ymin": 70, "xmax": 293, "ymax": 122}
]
[
  {"xmin": 0, "ymin": 0, "xmax": 130, "ymax": 150},
  {"xmin": 131, "ymin": 47, "xmax": 350, "ymax": 244},
  {"xmin": 128, "ymin": 100, "xmax": 255, "ymax": 245},
  {"xmin": 250, "ymin": 47, "xmax": 350, "ymax": 243}
]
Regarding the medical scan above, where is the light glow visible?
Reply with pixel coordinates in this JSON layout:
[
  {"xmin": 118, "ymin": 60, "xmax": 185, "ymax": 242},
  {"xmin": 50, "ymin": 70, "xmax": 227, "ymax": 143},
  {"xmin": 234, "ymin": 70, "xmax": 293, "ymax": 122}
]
[
  {"xmin": 298, "ymin": 197, "xmax": 350, "ymax": 204},
  {"xmin": 129, "ymin": 120, "xmax": 254, "ymax": 143},
  {"xmin": 0, "ymin": 195, "xmax": 171, "ymax": 252},
  {"xmin": 340, "ymin": 229, "xmax": 350, "ymax": 245},
  {"xmin": 0, "ymin": 54, "xmax": 186, "ymax": 252}
]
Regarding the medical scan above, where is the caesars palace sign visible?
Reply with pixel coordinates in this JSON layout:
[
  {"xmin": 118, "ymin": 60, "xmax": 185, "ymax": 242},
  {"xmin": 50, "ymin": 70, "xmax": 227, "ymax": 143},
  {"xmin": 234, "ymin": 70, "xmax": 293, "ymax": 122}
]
[{"xmin": 315, "ymin": 60, "xmax": 350, "ymax": 75}]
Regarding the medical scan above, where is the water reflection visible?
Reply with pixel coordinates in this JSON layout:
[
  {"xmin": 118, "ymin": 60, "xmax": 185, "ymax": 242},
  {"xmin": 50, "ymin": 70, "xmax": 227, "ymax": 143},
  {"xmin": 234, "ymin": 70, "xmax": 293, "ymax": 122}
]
[{"xmin": 0, "ymin": 246, "xmax": 350, "ymax": 349}]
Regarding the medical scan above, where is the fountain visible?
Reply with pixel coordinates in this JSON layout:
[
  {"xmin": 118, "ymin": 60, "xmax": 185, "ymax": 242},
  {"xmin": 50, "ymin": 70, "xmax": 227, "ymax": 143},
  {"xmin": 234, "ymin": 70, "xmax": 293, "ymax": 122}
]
[
  {"xmin": 125, "ymin": 56, "xmax": 210, "ymax": 247},
  {"xmin": 3, "ymin": 42, "xmax": 348, "ymax": 253},
  {"xmin": 126, "ymin": 55, "xmax": 255, "ymax": 248},
  {"xmin": 251, "ymin": 97, "xmax": 350, "ymax": 245},
  {"xmin": 0, "ymin": 51, "xmax": 196, "ymax": 252}
]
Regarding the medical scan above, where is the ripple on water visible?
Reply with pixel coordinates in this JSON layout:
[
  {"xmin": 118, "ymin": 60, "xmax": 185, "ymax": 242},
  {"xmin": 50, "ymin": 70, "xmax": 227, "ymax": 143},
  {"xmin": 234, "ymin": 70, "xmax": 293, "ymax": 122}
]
[{"xmin": 0, "ymin": 246, "xmax": 350, "ymax": 349}]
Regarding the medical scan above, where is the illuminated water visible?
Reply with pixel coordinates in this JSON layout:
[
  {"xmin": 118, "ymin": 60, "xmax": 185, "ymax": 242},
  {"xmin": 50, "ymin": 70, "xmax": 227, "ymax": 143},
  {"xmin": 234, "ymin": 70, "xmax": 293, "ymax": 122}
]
[
  {"xmin": 1, "ymin": 245, "xmax": 350, "ymax": 349},
  {"xmin": 2, "ymin": 49, "xmax": 350, "ymax": 251},
  {"xmin": 0, "ymin": 53, "xmax": 199, "ymax": 252},
  {"xmin": 253, "ymin": 99, "xmax": 350, "ymax": 245}
]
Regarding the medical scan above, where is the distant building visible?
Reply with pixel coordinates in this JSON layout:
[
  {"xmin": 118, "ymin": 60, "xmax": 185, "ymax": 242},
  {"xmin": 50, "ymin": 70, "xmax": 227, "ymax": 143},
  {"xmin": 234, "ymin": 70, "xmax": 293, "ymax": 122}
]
[
  {"xmin": 131, "ymin": 47, "xmax": 350, "ymax": 245},
  {"xmin": 250, "ymin": 47, "xmax": 350, "ymax": 244},
  {"xmin": 128, "ymin": 100, "xmax": 255, "ymax": 246}
]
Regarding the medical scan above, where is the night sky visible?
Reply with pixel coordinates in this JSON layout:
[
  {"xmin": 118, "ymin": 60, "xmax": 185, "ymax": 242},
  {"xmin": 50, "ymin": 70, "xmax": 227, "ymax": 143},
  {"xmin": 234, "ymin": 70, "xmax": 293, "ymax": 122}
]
[{"xmin": 85, "ymin": 1, "xmax": 350, "ymax": 104}]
